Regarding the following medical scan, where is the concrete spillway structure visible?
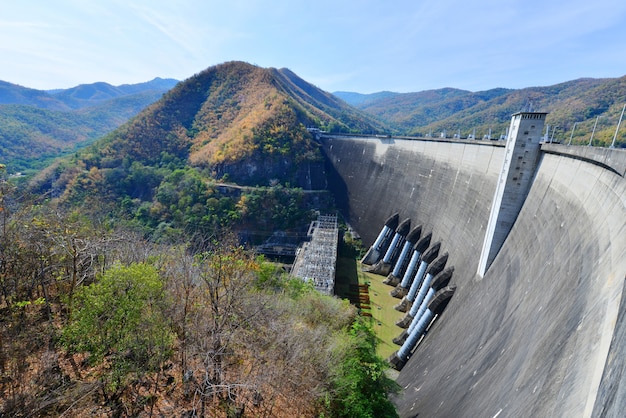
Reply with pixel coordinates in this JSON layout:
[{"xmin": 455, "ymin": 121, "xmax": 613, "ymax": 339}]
[
  {"xmin": 388, "ymin": 285, "xmax": 457, "ymax": 371},
  {"xmin": 366, "ymin": 218, "xmax": 412, "ymax": 275},
  {"xmin": 393, "ymin": 266, "xmax": 455, "ymax": 346},
  {"xmin": 394, "ymin": 245, "xmax": 443, "ymax": 314},
  {"xmin": 390, "ymin": 233, "xmax": 432, "ymax": 298},
  {"xmin": 396, "ymin": 252, "xmax": 449, "ymax": 326},
  {"xmin": 361, "ymin": 213, "xmax": 399, "ymax": 265},
  {"xmin": 321, "ymin": 128, "xmax": 626, "ymax": 416},
  {"xmin": 383, "ymin": 218, "xmax": 411, "ymax": 264},
  {"xmin": 384, "ymin": 225, "xmax": 422, "ymax": 285}
]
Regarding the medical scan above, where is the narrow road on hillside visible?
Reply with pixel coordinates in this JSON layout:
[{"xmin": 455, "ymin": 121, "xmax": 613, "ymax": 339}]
[{"xmin": 214, "ymin": 182, "xmax": 329, "ymax": 193}]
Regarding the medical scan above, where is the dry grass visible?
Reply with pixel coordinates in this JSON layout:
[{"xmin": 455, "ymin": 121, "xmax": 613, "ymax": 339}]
[
  {"xmin": 358, "ymin": 270, "xmax": 407, "ymax": 359},
  {"xmin": 335, "ymin": 251, "xmax": 407, "ymax": 359}
]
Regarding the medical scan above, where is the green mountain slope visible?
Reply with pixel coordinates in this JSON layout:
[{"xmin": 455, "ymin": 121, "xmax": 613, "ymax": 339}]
[
  {"xmin": 0, "ymin": 81, "xmax": 70, "ymax": 110},
  {"xmin": 29, "ymin": 62, "xmax": 388, "ymax": 242},
  {"xmin": 62, "ymin": 61, "xmax": 386, "ymax": 184},
  {"xmin": 0, "ymin": 79, "xmax": 178, "ymax": 173}
]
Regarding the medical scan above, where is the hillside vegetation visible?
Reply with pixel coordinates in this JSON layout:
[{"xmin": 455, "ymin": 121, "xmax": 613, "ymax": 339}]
[
  {"xmin": 1, "ymin": 62, "xmax": 403, "ymax": 417},
  {"xmin": 0, "ymin": 78, "xmax": 178, "ymax": 173},
  {"xmin": 335, "ymin": 75, "xmax": 626, "ymax": 146},
  {"xmin": 0, "ymin": 189, "xmax": 398, "ymax": 416},
  {"xmin": 29, "ymin": 62, "xmax": 386, "ymax": 244}
]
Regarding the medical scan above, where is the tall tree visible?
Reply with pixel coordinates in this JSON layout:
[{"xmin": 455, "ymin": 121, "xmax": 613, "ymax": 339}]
[{"xmin": 62, "ymin": 263, "xmax": 174, "ymax": 413}]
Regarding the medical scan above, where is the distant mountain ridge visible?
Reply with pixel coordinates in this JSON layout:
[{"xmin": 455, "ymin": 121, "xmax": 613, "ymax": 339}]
[
  {"xmin": 334, "ymin": 75, "xmax": 626, "ymax": 146},
  {"xmin": 0, "ymin": 77, "xmax": 178, "ymax": 110},
  {"xmin": 50, "ymin": 78, "xmax": 179, "ymax": 109},
  {"xmin": 0, "ymin": 78, "xmax": 179, "ymax": 172},
  {"xmin": 5, "ymin": 65, "xmax": 626, "ymax": 178},
  {"xmin": 0, "ymin": 81, "xmax": 69, "ymax": 111},
  {"xmin": 333, "ymin": 91, "xmax": 400, "ymax": 107}
]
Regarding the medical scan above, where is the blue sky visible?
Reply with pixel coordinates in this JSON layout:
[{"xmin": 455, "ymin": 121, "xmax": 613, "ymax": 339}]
[{"xmin": 1, "ymin": 0, "xmax": 626, "ymax": 93}]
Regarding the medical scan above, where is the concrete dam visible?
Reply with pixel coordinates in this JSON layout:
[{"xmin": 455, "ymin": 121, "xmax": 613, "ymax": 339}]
[{"xmin": 319, "ymin": 116, "xmax": 626, "ymax": 417}]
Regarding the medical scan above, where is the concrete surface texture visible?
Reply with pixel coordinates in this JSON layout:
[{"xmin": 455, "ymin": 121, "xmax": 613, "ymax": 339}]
[{"xmin": 321, "ymin": 136, "xmax": 626, "ymax": 417}]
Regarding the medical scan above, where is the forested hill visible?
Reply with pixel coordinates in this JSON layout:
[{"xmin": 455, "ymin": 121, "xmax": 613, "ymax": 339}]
[
  {"xmin": 29, "ymin": 61, "xmax": 387, "ymax": 243},
  {"xmin": 334, "ymin": 75, "xmax": 626, "ymax": 146},
  {"xmin": 38, "ymin": 61, "xmax": 385, "ymax": 192},
  {"xmin": 1, "ymin": 63, "xmax": 400, "ymax": 417},
  {"xmin": 0, "ymin": 77, "xmax": 178, "ymax": 109},
  {"xmin": 0, "ymin": 78, "xmax": 178, "ymax": 173}
]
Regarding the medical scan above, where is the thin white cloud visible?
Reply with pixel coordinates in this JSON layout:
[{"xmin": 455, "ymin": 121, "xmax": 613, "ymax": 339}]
[
  {"xmin": 304, "ymin": 70, "xmax": 361, "ymax": 92},
  {"xmin": 1, "ymin": 0, "xmax": 626, "ymax": 91},
  {"xmin": 127, "ymin": 3, "xmax": 199, "ymax": 57}
]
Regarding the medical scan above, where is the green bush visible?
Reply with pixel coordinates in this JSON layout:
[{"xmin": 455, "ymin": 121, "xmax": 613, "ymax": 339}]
[
  {"xmin": 327, "ymin": 319, "xmax": 400, "ymax": 418},
  {"xmin": 62, "ymin": 263, "xmax": 174, "ymax": 395}
]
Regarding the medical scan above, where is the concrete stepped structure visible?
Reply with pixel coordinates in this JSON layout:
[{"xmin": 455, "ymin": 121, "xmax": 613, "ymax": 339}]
[{"xmin": 320, "ymin": 120, "xmax": 626, "ymax": 417}]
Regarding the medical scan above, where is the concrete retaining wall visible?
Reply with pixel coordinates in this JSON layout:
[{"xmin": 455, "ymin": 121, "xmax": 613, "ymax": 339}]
[
  {"xmin": 321, "ymin": 136, "xmax": 626, "ymax": 417},
  {"xmin": 542, "ymin": 143, "xmax": 626, "ymax": 177}
]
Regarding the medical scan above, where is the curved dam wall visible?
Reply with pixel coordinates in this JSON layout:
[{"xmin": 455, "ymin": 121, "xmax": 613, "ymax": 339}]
[{"xmin": 320, "ymin": 136, "xmax": 626, "ymax": 417}]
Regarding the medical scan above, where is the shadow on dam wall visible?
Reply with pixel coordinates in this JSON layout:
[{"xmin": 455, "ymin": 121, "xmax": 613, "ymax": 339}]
[{"xmin": 321, "ymin": 136, "xmax": 626, "ymax": 417}]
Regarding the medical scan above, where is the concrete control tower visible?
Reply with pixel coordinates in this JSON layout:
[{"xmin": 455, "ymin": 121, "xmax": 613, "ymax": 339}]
[{"xmin": 478, "ymin": 112, "xmax": 547, "ymax": 276}]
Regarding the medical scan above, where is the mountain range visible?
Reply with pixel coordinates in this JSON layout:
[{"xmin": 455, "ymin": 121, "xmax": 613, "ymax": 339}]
[
  {"xmin": 334, "ymin": 75, "xmax": 626, "ymax": 144},
  {"xmin": 20, "ymin": 62, "xmax": 396, "ymax": 247},
  {"xmin": 61, "ymin": 62, "xmax": 382, "ymax": 186},
  {"xmin": 0, "ymin": 77, "xmax": 178, "ymax": 173},
  {"xmin": 4, "ymin": 63, "xmax": 626, "ymax": 179},
  {"xmin": 0, "ymin": 77, "xmax": 178, "ymax": 110}
]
